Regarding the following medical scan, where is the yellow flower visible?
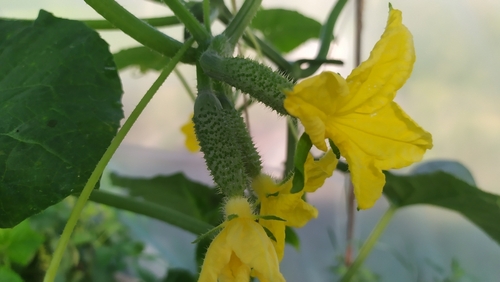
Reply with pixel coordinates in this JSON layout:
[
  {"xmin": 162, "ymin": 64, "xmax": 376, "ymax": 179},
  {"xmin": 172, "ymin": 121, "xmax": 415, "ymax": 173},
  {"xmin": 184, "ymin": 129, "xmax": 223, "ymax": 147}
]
[
  {"xmin": 252, "ymin": 151, "xmax": 337, "ymax": 260},
  {"xmin": 198, "ymin": 197, "xmax": 285, "ymax": 282},
  {"xmin": 181, "ymin": 114, "xmax": 200, "ymax": 152},
  {"xmin": 283, "ymin": 8, "xmax": 433, "ymax": 210}
]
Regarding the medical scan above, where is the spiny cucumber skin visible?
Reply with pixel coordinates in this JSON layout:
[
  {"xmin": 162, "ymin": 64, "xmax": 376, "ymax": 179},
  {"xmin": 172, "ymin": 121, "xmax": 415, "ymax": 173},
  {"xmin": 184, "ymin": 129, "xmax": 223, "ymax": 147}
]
[
  {"xmin": 200, "ymin": 52, "xmax": 294, "ymax": 116},
  {"xmin": 193, "ymin": 92, "xmax": 247, "ymax": 196},
  {"xmin": 222, "ymin": 108, "xmax": 262, "ymax": 178},
  {"xmin": 216, "ymin": 94, "xmax": 262, "ymax": 178}
]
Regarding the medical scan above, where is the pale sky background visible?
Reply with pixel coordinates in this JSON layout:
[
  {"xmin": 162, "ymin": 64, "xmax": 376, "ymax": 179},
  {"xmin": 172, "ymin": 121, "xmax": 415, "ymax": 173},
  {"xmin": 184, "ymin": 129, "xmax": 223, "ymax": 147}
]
[{"xmin": 2, "ymin": 0, "xmax": 500, "ymax": 281}]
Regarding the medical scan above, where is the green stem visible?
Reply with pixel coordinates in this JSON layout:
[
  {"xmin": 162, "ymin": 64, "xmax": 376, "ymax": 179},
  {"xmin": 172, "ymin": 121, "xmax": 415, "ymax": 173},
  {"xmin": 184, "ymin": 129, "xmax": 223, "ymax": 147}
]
[
  {"xmin": 43, "ymin": 38, "xmax": 195, "ymax": 282},
  {"xmin": 162, "ymin": 0, "xmax": 211, "ymax": 45},
  {"xmin": 223, "ymin": 0, "xmax": 262, "ymax": 48},
  {"xmin": 84, "ymin": 0, "xmax": 196, "ymax": 63},
  {"xmin": 83, "ymin": 16, "xmax": 180, "ymax": 30},
  {"xmin": 236, "ymin": 97, "xmax": 254, "ymax": 112},
  {"xmin": 337, "ymin": 160, "xmax": 349, "ymax": 173},
  {"xmin": 243, "ymin": 29, "xmax": 263, "ymax": 58},
  {"xmin": 340, "ymin": 205, "xmax": 398, "ymax": 282},
  {"xmin": 216, "ymin": 2, "xmax": 292, "ymax": 73},
  {"xmin": 203, "ymin": 0, "xmax": 212, "ymax": 34},
  {"xmin": 297, "ymin": 0, "xmax": 348, "ymax": 78},
  {"xmin": 88, "ymin": 190, "xmax": 213, "ymax": 234},
  {"xmin": 284, "ymin": 118, "xmax": 298, "ymax": 177},
  {"xmin": 196, "ymin": 62, "xmax": 212, "ymax": 92},
  {"xmin": 174, "ymin": 68, "xmax": 195, "ymax": 101}
]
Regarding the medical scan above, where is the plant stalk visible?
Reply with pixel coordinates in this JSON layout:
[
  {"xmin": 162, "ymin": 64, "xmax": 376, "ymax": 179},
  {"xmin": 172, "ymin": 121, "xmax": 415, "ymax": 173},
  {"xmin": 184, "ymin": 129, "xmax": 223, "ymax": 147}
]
[
  {"xmin": 83, "ymin": 16, "xmax": 180, "ymax": 29},
  {"xmin": 223, "ymin": 0, "xmax": 262, "ymax": 48},
  {"xmin": 162, "ymin": 0, "xmax": 211, "ymax": 45},
  {"xmin": 215, "ymin": 1, "xmax": 292, "ymax": 73},
  {"xmin": 203, "ymin": 0, "xmax": 212, "ymax": 34},
  {"xmin": 297, "ymin": 0, "xmax": 348, "ymax": 78},
  {"xmin": 85, "ymin": 0, "xmax": 196, "ymax": 63},
  {"xmin": 88, "ymin": 190, "xmax": 213, "ymax": 234},
  {"xmin": 340, "ymin": 205, "xmax": 397, "ymax": 282}
]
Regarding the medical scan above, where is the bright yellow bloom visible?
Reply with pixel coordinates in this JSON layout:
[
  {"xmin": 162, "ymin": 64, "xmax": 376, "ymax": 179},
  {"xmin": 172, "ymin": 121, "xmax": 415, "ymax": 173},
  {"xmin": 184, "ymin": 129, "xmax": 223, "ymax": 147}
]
[
  {"xmin": 198, "ymin": 197, "xmax": 285, "ymax": 282},
  {"xmin": 252, "ymin": 151, "xmax": 337, "ymax": 260},
  {"xmin": 181, "ymin": 114, "xmax": 200, "ymax": 152},
  {"xmin": 283, "ymin": 8, "xmax": 433, "ymax": 209}
]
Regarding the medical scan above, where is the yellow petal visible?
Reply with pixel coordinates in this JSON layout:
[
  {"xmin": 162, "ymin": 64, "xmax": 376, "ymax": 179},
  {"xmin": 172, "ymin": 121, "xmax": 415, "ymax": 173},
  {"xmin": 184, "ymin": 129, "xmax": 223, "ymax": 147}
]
[
  {"xmin": 341, "ymin": 8, "xmax": 415, "ymax": 114},
  {"xmin": 284, "ymin": 97, "xmax": 328, "ymax": 151},
  {"xmin": 347, "ymin": 155, "xmax": 386, "ymax": 209},
  {"xmin": 304, "ymin": 150, "xmax": 338, "ymax": 193},
  {"xmin": 327, "ymin": 102, "xmax": 432, "ymax": 209},
  {"xmin": 252, "ymin": 174, "xmax": 283, "ymax": 199},
  {"xmin": 254, "ymin": 175, "xmax": 318, "ymax": 260},
  {"xmin": 220, "ymin": 253, "xmax": 251, "ymax": 282},
  {"xmin": 285, "ymin": 72, "xmax": 349, "ymax": 115},
  {"xmin": 180, "ymin": 114, "xmax": 200, "ymax": 152},
  {"xmin": 259, "ymin": 218, "xmax": 286, "ymax": 261},
  {"xmin": 329, "ymin": 102, "xmax": 432, "ymax": 170},
  {"xmin": 226, "ymin": 218, "xmax": 285, "ymax": 282},
  {"xmin": 199, "ymin": 197, "xmax": 285, "ymax": 281},
  {"xmin": 281, "ymin": 198, "xmax": 318, "ymax": 228},
  {"xmin": 284, "ymin": 72, "xmax": 349, "ymax": 151},
  {"xmin": 198, "ymin": 227, "xmax": 233, "ymax": 282},
  {"xmin": 260, "ymin": 181, "xmax": 318, "ymax": 228}
]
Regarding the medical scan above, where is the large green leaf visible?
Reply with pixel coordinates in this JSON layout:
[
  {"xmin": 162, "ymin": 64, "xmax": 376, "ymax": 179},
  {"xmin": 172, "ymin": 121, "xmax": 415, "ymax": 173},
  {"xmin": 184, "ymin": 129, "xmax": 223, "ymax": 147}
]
[
  {"xmin": 110, "ymin": 172, "xmax": 223, "ymax": 225},
  {"xmin": 113, "ymin": 46, "xmax": 170, "ymax": 72},
  {"xmin": 383, "ymin": 171, "xmax": 500, "ymax": 245},
  {"xmin": 251, "ymin": 9, "xmax": 322, "ymax": 53},
  {"xmin": 0, "ymin": 10, "xmax": 123, "ymax": 227}
]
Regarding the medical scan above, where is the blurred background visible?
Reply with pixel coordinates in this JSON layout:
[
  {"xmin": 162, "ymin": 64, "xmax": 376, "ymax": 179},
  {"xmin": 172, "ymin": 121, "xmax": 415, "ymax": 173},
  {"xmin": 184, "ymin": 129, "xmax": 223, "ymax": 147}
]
[{"xmin": 2, "ymin": 0, "xmax": 500, "ymax": 281}]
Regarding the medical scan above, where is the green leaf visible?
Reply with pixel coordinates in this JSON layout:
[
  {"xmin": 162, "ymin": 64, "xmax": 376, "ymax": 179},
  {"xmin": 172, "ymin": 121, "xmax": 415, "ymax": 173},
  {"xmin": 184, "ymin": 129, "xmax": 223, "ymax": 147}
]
[
  {"xmin": 328, "ymin": 139, "xmax": 341, "ymax": 159},
  {"xmin": 262, "ymin": 225, "xmax": 277, "ymax": 242},
  {"xmin": 251, "ymin": 9, "xmax": 322, "ymax": 53},
  {"xmin": 285, "ymin": 226, "xmax": 300, "ymax": 250},
  {"xmin": 290, "ymin": 133, "xmax": 312, "ymax": 193},
  {"xmin": 383, "ymin": 171, "xmax": 500, "ymax": 245},
  {"xmin": 0, "ymin": 10, "xmax": 123, "ymax": 228},
  {"xmin": 164, "ymin": 268, "xmax": 197, "ymax": 282},
  {"xmin": 0, "ymin": 220, "xmax": 44, "ymax": 266},
  {"xmin": 113, "ymin": 46, "xmax": 170, "ymax": 72},
  {"xmin": 0, "ymin": 267, "xmax": 23, "ymax": 282},
  {"xmin": 110, "ymin": 172, "xmax": 223, "ymax": 225},
  {"xmin": 411, "ymin": 159, "xmax": 476, "ymax": 186}
]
